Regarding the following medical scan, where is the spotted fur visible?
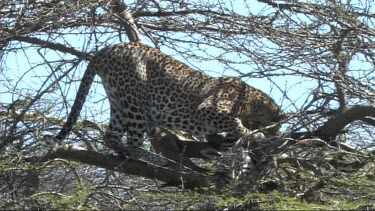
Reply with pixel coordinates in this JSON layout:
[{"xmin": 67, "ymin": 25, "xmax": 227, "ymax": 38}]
[{"xmin": 54, "ymin": 42, "xmax": 283, "ymax": 165}]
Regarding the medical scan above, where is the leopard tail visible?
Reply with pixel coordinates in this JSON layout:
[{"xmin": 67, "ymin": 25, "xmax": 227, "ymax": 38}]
[{"xmin": 55, "ymin": 63, "xmax": 97, "ymax": 141}]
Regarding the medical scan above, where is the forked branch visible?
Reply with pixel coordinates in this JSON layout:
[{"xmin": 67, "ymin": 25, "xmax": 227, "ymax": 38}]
[
  {"xmin": 292, "ymin": 105, "xmax": 375, "ymax": 141},
  {"xmin": 315, "ymin": 105, "xmax": 375, "ymax": 140}
]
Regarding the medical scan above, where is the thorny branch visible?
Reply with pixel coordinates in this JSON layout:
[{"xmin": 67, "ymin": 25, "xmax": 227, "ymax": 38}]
[{"xmin": 1, "ymin": 0, "xmax": 375, "ymax": 193}]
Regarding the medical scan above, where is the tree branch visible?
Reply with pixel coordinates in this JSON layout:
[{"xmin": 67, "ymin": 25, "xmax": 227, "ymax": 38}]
[
  {"xmin": 109, "ymin": 0, "xmax": 143, "ymax": 43},
  {"xmin": 256, "ymin": 0, "xmax": 301, "ymax": 10},
  {"xmin": 290, "ymin": 105, "xmax": 375, "ymax": 142},
  {"xmin": 332, "ymin": 28, "xmax": 352, "ymax": 110},
  {"xmin": 133, "ymin": 9, "xmax": 230, "ymax": 18},
  {"xmin": 315, "ymin": 105, "xmax": 375, "ymax": 140},
  {"xmin": 40, "ymin": 145, "xmax": 209, "ymax": 188},
  {"xmin": 13, "ymin": 36, "xmax": 91, "ymax": 60}
]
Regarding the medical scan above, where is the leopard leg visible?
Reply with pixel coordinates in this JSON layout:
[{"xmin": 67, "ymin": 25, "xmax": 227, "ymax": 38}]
[
  {"xmin": 126, "ymin": 125, "xmax": 169, "ymax": 166},
  {"xmin": 103, "ymin": 107, "xmax": 129, "ymax": 156},
  {"xmin": 119, "ymin": 104, "xmax": 168, "ymax": 166},
  {"xmin": 103, "ymin": 105, "xmax": 149, "ymax": 158},
  {"xmin": 103, "ymin": 109, "xmax": 167, "ymax": 166},
  {"xmin": 103, "ymin": 130, "xmax": 129, "ymax": 156}
]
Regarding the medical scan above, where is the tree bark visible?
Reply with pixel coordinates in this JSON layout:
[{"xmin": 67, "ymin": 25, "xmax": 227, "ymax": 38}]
[
  {"xmin": 41, "ymin": 145, "xmax": 209, "ymax": 188},
  {"xmin": 315, "ymin": 105, "xmax": 375, "ymax": 140}
]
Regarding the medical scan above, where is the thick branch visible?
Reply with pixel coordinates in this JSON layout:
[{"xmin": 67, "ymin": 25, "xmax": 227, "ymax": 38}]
[
  {"xmin": 315, "ymin": 105, "xmax": 375, "ymax": 140},
  {"xmin": 291, "ymin": 105, "xmax": 375, "ymax": 141},
  {"xmin": 332, "ymin": 29, "xmax": 352, "ymax": 110},
  {"xmin": 333, "ymin": 76, "xmax": 347, "ymax": 110},
  {"xmin": 110, "ymin": 0, "xmax": 142, "ymax": 43},
  {"xmin": 149, "ymin": 127, "xmax": 225, "ymax": 161},
  {"xmin": 360, "ymin": 117, "xmax": 375, "ymax": 127},
  {"xmin": 41, "ymin": 145, "xmax": 209, "ymax": 187}
]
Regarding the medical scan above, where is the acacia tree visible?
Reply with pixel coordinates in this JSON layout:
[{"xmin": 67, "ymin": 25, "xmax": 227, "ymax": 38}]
[{"xmin": 1, "ymin": 0, "xmax": 375, "ymax": 209}]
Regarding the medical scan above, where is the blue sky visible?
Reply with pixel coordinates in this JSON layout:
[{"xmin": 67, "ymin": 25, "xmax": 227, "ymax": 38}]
[
  {"xmin": 1, "ymin": 1, "xmax": 280, "ymax": 104},
  {"xmin": 1, "ymin": 0, "xmax": 373, "ymax": 133}
]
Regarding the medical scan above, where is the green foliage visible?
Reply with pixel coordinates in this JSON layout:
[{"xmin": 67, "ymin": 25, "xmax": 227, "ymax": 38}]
[
  {"xmin": 28, "ymin": 182, "xmax": 95, "ymax": 210},
  {"xmin": 210, "ymin": 186, "xmax": 374, "ymax": 210},
  {"xmin": 1, "ymin": 147, "xmax": 374, "ymax": 210},
  {"xmin": 1, "ymin": 0, "xmax": 375, "ymax": 210}
]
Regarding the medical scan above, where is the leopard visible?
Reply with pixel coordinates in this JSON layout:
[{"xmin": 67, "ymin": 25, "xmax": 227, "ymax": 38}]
[{"xmin": 46, "ymin": 42, "xmax": 283, "ymax": 166}]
